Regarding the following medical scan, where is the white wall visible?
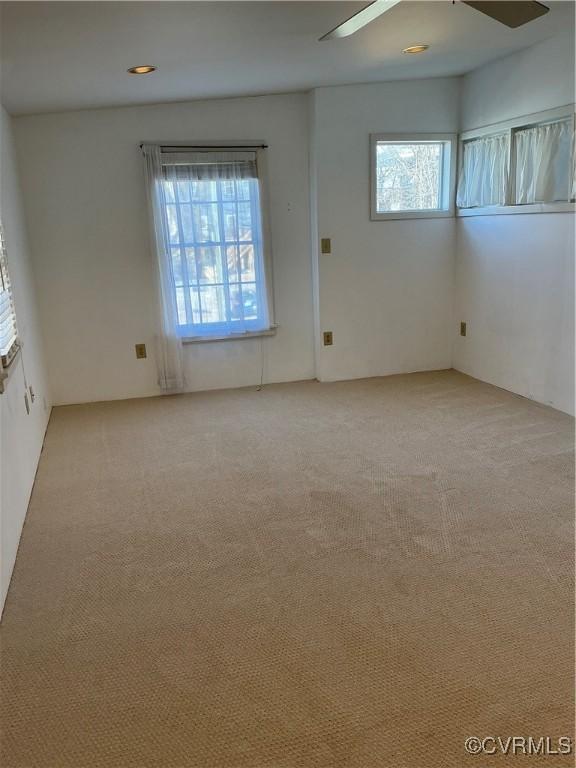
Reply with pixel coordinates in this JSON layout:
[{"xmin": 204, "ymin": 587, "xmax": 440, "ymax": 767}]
[
  {"xmin": 310, "ymin": 79, "xmax": 459, "ymax": 382},
  {"xmin": 455, "ymin": 214, "xmax": 574, "ymax": 413},
  {"xmin": 0, "ymin": 106, "xmax": 50, "ymax": 613},
  {"xmin": 14, "ymin": 94, "xmax": 315, "ymax": 405},
  {"xmin": 454, "ymin": 31, "xmax": 575, "ymax": 415},
  {"xmin": 460, "ymin": 30, "xmax": 575, "ymax": 131}
]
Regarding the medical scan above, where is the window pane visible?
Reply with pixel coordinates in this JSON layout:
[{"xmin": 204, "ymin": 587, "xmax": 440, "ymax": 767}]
[
  {"xmin": 223, "ymin": 203, "xmax": 237, "ymax": 241},
  {"xmin": 191, "ymin": 180, "xmax": 216, "ymax": 202},
  {"xmin": 229, "ymin": 284, "xmax": 244, "ymax": 321},
  {"xmin": 237, "ymin": 202, "xmax": 253, "ymax": 241},
  {"xmin": 185, "ymin": 247, "xmax": 198, "ymax": 283},
  {"xmin": 226, "ymin": 245, "xmax": 239, "ymax": 283},
  {"xmin": 171, "ymin": 248, "xmax": 184, "ymax": 286},
  {"xmin": 240, "ymin": 283, "xmax": 258, "ymax": 320},
  {"xmin": 180, "ymin": 205, "xmax": 194, "ymax": 242},
  {"xmin": 200, "ymin": 285, "xmax": 226, "ymax": 324},
  {"xmin": 239, "ymin": 244, "xmax": 255, "ymax": 282},
  {"xmin": 197, "ymin": 246, "xmax": 223, "ymax": 284},
  {"xmin": 221, "ymin": 180, "xmax": 235, "ymax": 201},
  {"xmin": 376, "ymin": 142, "xmax": 443, "ymax": 212},
  {"xmin": 190, "ymin": 181, "xmax": 204, "ymax": 202},
  {"xmin": 193, "ymin": 204, "xmax": 219, "ymax": 242},
  {"xmin": 237, "ymin": 179, "xmax": 252, "ymax": 201},
  {"xmin": 176, "ymin": 181, "xmax": 191, "ymax": 202}
]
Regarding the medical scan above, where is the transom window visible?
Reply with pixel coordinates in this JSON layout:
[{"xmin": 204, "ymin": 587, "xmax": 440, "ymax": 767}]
[
  {"xmin": 158, "ymin": 149, "xmax": 272, "ymax": 339},
  {"xmin": 371, "ymin": 134, "xmax": 456, "ymax": 220},
  {"xmin": 457, "ymin": 107, "xmax": 576, "ymax": 212}
]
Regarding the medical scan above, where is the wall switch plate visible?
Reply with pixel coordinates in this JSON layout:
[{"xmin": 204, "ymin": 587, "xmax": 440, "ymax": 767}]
[
  {"xmin": 323, "ymin": 331, "xmax": 333, "ymax": 346},
  {"xmin": 135, "ymin": 343, "xmax": 147, "ymax": 359},
  {"xmin": 460, "ymin": 322, "xmax": 467, "ymax": 337},
  {"xmin": 321, "ymin": 238, "xmax": 332, "ymax": 255}
]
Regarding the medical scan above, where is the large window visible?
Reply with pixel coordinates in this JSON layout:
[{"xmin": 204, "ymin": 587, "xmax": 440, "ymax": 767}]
[
  {"xmin": 371, "ymin": 134, "xmax": 456, "ymax": 220},
  {"xmin": 155, "ymin": 149, "xmax": 272, "ymax": 339},
  {"xmin": 0, "ymin": 223, "xmax": 19, "ymax": 387},
  {"xmin": 457, "ymin": 107, "xmax": 575, "ymax": 213}
]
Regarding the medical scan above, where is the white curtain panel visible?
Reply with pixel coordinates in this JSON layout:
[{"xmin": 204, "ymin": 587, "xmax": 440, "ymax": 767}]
[
  {"xmin": 142, "ymin": 144, "xmax": 186, "ymax": 393},
  {"xmin": 457, "ymin": 133, "xmax": 509, "ymax": 208},
  {"xmin": 515, "ymin": 119, "xmax": 573, "ymax": 204}
]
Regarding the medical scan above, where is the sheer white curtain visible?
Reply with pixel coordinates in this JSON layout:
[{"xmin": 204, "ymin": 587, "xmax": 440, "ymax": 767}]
[
  {"xmin": 142, "ymin": 144, "xmax": 185, "ymax": 392},
  {"xmin": 514, "ymin": 119, "xmax": 572, "ymax": 204},
  {"xmin": 457, "ymin": 133, "xmax": 509, "ymax": 208},
  {"xmin": 162, "ymin": 150, "xmax": 257, "ymax": 181},
  {"xmin": 572, "ymin": 128, "xmax": 576, "ymax": 201},
  {"xmin": 572, "ymin": 140, "xmax": 576, "ymax": 202}
]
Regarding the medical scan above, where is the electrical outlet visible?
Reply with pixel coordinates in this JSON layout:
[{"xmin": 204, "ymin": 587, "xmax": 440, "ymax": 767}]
[
  {"xmin": 460, "ymin": 322, "xmax": 467, "ymax": 337},
  {"xmin": 321, "ymin": 238, "xmax": 332, "ymax": 255},
  {"xmin": 323, "ymin": 331, "xmax": 333, "ymax": 346},
  {"xmin": 135, "ymin": 343, "xmax": 147, "ymax": 359}
]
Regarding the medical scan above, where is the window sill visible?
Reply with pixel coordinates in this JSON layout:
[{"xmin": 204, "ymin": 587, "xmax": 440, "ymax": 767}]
[
  {"xmin": 182, "ymin": 326, "xmax": 278, "ymax": 344},
  {"xmin": 0, "ymin": 343, "xmax": 21, "ymax": 394},
  {"xmin": 370, "ymin": 209, "xmax": 454, "ymax": 221},
  {"xmin": 457, "ymin": 202, "xmax": 575, "ymax": 217}
]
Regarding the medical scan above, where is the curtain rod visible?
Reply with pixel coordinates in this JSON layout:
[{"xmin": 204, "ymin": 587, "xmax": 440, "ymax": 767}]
[{"xmin": 140, "ymin": 143, "xmax": 268, "ymax": 151}]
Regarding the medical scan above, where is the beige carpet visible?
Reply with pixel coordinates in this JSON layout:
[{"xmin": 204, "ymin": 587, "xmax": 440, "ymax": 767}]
[{"xmin": 1, "ymin": 370, "xmax": 574, "ymax": 768}]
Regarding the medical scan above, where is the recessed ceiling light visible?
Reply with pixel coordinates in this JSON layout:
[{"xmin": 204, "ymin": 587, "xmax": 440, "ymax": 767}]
[
  {"xmin": 127, "ymin": 65, "xmax": 157, "ymax": 75},
  {"xmin": 402, "ymin": 45, "xmax": 429, "ymax": 54}
]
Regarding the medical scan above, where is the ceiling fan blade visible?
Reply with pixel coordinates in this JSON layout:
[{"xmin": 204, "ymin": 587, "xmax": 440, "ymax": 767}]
[
  {"xmin": 462, "ymin": 1, "xmax": 549, "ymax": 28},
  {"xmin": 319, "ymin": 0, "xmax": 402, "ymax": 41}
]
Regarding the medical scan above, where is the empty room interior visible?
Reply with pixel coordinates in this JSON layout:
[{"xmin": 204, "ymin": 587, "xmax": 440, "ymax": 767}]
[{"xmin": 0, "ymin": 1, "xmax": 575, "ymax": 766}]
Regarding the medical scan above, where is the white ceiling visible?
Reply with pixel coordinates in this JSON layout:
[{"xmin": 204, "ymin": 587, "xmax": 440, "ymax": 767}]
[{"xmin": 1, "ymin": 1, "xmax": 573, "ymax": 115}]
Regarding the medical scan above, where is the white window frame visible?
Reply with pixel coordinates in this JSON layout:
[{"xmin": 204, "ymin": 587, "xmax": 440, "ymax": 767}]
[
  {"xmin": 154, "ymin": 142, "xmax": 276, "ymax": 344},
  {"xmin": 370, "ymin": 133, "xmax": 457, "ymax": 221},
  {"xmin": 457, "ymin": 104, "xmax": 576, "ymax": 217}
]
